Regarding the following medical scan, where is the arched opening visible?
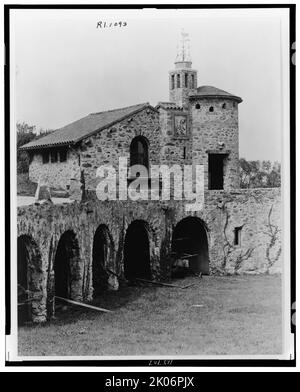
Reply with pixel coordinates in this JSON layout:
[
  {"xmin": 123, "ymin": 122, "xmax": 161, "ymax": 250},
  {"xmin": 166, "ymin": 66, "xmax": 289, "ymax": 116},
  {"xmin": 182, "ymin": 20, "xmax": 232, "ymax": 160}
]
[
  {"xmin": 124, "ymin": 220, "xmax": 151, "ymax": 281},
  {"xmin": 17, "ymin": 235, "xmax": 43, "ymax": 324},
  {"xmin": 54, "ymin": 230, "xmax": 80, "ymax": 300},
  {"xmin": 209, "ymin": 106, "xmax": 214, "ymax": 112},
  {"xmin": 92, "ymin": 225, "xmax": 114, "ymax": 297},
  {"xmin": 195, "ymin": 103, "xmax": 201, "ymax": 109},
  {"xmin": 130, "ymin": 136, "xmax": 149, "ymax": 169},
  {"xmin": 172, "ymin": 217, "xmax": 209, "ymax": 275}
]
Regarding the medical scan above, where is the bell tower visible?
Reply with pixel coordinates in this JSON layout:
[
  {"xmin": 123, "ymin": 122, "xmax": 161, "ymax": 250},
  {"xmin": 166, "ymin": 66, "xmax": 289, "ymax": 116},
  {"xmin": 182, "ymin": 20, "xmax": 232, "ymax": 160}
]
[{"xmin": 169, "ymin": 30, "xmax": 197, "ymax": 108}]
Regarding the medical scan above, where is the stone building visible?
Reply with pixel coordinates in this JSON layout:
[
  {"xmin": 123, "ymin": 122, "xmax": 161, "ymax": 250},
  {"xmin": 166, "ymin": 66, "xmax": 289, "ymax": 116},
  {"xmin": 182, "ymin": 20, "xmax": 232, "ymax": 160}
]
[{"xmin": 18, "ymin": 33, "xmax": 282, "ymax": 323}]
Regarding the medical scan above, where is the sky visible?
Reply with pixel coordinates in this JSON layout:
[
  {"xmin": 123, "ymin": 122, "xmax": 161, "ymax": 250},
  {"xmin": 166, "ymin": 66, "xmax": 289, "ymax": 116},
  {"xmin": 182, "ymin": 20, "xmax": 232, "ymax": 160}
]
[{"xmin": 11, "ymin": 8, "xmax": 287, "ymax": 162}]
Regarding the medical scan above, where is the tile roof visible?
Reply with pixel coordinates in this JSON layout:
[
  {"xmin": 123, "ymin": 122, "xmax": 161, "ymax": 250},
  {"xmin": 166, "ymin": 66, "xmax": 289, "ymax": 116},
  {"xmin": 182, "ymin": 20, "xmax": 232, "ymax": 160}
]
[
  {"xmin": 189, "ymin": 85, "xmax": 242, "ymax": 103},
  {"xmin": 20, "ymin": 103, "xmax": 156, "ymax": 150},
  {"xmin": 156, "ymin": 102, "xmax": 184, "ymax": 111}
]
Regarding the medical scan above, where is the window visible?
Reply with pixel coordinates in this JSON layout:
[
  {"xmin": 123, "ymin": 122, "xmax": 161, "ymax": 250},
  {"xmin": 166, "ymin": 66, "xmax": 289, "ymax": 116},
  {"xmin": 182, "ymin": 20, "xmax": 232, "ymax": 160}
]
[
  {"xmin": 130, "ymin": 136, "xmax": 149, "ymax": 169},
  {"xmin": 50, "ymin": 150, "xmax": 58, "ymax": 163},
  {"xmin": 185, "ymin": 73, "xmax": 188, "ymax": 88},
  {"xmin": 233, "ymin": 102, "xmax": 236, "ymax": 108},
  {"xmin": 191, "ymin": 74, "xmax": 195, "ymax": 88},
  {"xmin": 177, "ymin": 74, "xmax": 180, "ymax": 88},
  {"xmin": 234, "ymin": 227, "xmax": 242, "ymax": 246},
  {"xmin": 209, "ymin": 106, "xmax": 214, "ymax": 112},
  {"xmin": 171, "ymin": 74, "xmax": 175, "ymax": 90},
  {"xmin": 208, "ymin": 153, "xmax": 227, "ymax": 190},
  {"xmin": 59, "ymin": 149, "xmax": 67, "ymax": 162},
  {"xmin": 195, "ymin": 103, "xmax": 201, "ymax": 109},
  {"xmin": 222, "ymin": 103, "xmax": 226, "ymax": 109},
  {"xmin": 42, "ymin": 151, "xmax": 49, "ymax": 164},
  {"xmin": 183, "ymin": 147, "xmax": 186, "ymax": 160}
]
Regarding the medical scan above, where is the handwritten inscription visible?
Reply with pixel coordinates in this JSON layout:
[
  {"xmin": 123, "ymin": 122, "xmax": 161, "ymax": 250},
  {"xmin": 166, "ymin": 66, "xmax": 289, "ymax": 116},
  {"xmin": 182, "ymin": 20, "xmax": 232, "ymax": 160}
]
[{"xmin": 97, "ymin": 21, "xmax": 127, "ymax": 29}]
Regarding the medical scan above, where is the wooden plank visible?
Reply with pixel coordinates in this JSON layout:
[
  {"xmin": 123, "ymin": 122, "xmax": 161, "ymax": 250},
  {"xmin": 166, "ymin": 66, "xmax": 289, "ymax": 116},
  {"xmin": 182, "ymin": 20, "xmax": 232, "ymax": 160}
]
[
  {"xmin": 181, "ymin": 283, "xmax": 198, "ymax": 289},
  {"xmin": 55, "ymin": 296, "xmax": 113, "ymax": 313},
  {"xmin": 178, "ymin": 253, "xmax": 199, "ymax": 259},
  {"xmin": 136, "ymin": 278, "xmax": 198, "ymax": 290},
  {"xmin": 136, "ymin": 278, "xmax": 185, "ymax": 288}
]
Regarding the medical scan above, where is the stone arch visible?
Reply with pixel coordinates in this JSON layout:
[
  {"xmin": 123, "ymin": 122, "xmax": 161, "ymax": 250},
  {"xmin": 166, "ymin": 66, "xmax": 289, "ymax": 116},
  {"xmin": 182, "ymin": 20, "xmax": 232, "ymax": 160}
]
[
  {"xmin": 53, "ymin": 230, "xmax": 82, "ymax": 301},
  {"xmin": 172, "ymin": 216, "xmax": 209, "ymax": 275},
  {"xmin": 92, "ymin": 224, "xmax": 115, "ymax": 297},
  {"xmin": 17, "ymin": 235, "xmax": 44, "ymax": 324},
  {"xmin": 124, "ymin": 220, "xmax": 151, "ymax": 280}
]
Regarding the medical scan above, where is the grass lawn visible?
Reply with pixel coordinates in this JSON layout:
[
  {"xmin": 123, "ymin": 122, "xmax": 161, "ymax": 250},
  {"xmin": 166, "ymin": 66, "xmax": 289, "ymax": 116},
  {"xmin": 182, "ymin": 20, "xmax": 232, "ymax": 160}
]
[{"xmin": 18, "ymin": 274, "xmax": 282, "ymax": 356}]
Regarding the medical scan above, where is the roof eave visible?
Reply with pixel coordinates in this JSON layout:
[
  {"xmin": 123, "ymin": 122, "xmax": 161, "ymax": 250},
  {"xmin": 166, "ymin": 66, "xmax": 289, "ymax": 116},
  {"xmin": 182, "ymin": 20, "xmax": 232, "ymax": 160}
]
[
  {"xmin": 19, "ymin": 103, "xmax": 158, "ymax": 151},
  {"xmin": 189, "ymin": 94, "xmax": 243, "ymax": 103},
  {"xmin": 73, "ymin": 103, "xmax": 158, "ymax": 145}
]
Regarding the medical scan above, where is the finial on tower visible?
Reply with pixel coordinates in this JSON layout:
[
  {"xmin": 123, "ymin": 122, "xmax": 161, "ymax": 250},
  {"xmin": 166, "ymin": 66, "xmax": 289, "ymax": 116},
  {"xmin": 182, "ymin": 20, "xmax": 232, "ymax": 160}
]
[{"xmin": 176, "ymin": 29, "xmax": 191, "ymax": 62}]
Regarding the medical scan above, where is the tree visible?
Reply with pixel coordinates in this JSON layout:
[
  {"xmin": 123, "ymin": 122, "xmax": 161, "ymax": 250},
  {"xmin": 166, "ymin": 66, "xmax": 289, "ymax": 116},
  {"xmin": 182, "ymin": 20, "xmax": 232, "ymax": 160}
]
[
  {"xmin": 239, "ymin": 158, "xmax": 281, "ymax": 188},
  {"xmin": 17, "ymin": 122, "xmax": 36, "ymax": 174},
  {"xmin": 17, "ymin": 122, "xmax": 54, "ymax": 174}
]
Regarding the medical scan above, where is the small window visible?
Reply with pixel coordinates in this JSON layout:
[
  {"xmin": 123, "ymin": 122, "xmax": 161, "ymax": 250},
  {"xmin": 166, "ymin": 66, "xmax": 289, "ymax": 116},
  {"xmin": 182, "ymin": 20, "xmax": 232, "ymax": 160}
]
[
  {"xmin": 183, "ymin": 147, "xmax": 186, "ymax": 160},
  {"xmin": 209, "ymin": 106, "xmax": 214, "ymax": 112},
  {"xmin": 50, "ymin": 150, "xmax": 58, "ymax": 163},
  {"xmin": 177, "ymin": 74, "xmax": 180, "ymax": 88},
  {"xmin": 185, "ymin": 73, "xmax": 188, "ymax": 88},
  {"xmin": 42, "ymin": 151, "xmax": 49, "ymax": 164},
  {"xmin": 233, "ymin": 102, "xmax": 236, "ymax": 108},
  {"xmin": 222, "ymin": 103, "xmax": 226, "ymax": 109},
  {"xmin": 59, "ymin": 149, "xmax": 67, "ymax": 162},
  {"xmin": 171, "ymin": 74, "xmax": 175, "ymax": 90},
  {"xmin": 191, "ymin": 74, "xmax": 195, "ymax": 88},
  {"xmin": 195, "ymin": 103, "xmax": 201, "ymax": 109},
  {"xmin": 234, "ymin": 227, "xmax": 242, "ymax": 246}
]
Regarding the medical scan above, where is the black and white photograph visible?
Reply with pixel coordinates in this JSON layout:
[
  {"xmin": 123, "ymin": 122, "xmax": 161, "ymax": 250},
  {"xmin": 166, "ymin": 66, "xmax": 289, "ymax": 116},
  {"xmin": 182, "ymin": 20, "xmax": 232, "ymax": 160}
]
[{"xmin": 3, "ymin": 3, "xmax": 296, "ymax": 370}]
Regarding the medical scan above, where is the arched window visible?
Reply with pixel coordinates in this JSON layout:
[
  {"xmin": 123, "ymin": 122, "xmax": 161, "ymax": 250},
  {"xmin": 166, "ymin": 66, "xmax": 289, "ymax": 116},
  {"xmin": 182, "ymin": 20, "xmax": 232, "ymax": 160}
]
[
  {"xmin": 209, "ymin": 106, "xmax": 214, "ymax": 112},
  {"xmin": 195, "ymin": 103, "xmax": 201, "ymax": 109},
  {"xmin": 222, "ymin": 103, "xmax": 226, "ymax": 109},
  {"xmin": 177, "ymin": 74, "xmax": 180, "ymax": 88},
  {"xmin": 130, "ymin": 136, "xmax": 149, "ymax": 169},
  {"xmin": 171, "ymin": 74, "xmax": 175, "ymax": 90}
]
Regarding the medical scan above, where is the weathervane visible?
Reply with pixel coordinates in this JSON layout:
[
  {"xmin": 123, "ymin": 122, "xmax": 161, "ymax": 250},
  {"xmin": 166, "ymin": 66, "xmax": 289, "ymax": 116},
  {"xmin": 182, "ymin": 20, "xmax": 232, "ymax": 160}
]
[{"xmin": 176, "ymin": 29, "xmax": 191, "ymax": 62}]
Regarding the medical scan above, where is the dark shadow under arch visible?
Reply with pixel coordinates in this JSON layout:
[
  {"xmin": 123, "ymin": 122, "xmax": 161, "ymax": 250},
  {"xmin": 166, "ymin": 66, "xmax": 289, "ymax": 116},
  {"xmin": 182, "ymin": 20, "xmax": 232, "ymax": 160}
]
[
  {"xmin": 92, "ymin": 224, "xmax": 114, "ymax": 297},
  {"xmin": 172, "ymin": 217, "xmax": 209, "ymax": 275},
  {"xmin": 17, "ymin": 235, "xmax": 43, "ymax": 324},
  {"xmin": 124, "ymin": 220, "xmax": 151, "ymax": 281},
  {"xmin": 54, "ymin": 230, "xmax": 80, "ymax": 300}
]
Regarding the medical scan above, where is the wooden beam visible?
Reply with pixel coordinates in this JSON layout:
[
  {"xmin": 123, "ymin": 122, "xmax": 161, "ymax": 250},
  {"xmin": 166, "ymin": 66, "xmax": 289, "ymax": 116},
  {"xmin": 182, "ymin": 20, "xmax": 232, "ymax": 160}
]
[
  {"xmin": 136, "ymin": 278, "xmax": 198, "ymax": 290},
  {"xmin": 55, "ymin": 296, "xmax": 112, "ymax": 313}
]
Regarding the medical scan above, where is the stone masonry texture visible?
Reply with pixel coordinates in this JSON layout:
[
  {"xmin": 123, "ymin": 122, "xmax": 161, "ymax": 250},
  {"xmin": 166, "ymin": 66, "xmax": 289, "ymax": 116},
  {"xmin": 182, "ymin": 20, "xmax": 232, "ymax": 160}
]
[
  {"xmin": 17, "ymin": 188, "xmax": 281, "ymax": 322},
  {"xmin": 18, "ymin": 55, "xmax": 282, "ymax": 323}
]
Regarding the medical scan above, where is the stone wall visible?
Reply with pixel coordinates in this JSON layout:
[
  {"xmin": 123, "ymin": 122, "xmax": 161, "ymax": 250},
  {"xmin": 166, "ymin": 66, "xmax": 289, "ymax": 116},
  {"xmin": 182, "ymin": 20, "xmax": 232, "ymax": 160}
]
[
  {"xmin": 17, "ymin": 187, "xmax": 281, "ymax": 322},
  {"xmin": 158, "ymin": 107, "xmax": 193, "ymax": 166},
  {"xmin": 79, "ymin": 107, "xmax": 160, "ymax": 190},
  {"xmin": 27, "ymin": 107, "xmax": 160, "ymax": 192},
  {"xmin": 29, "ymin": 149, "xmax": 80, "ymax": 191},
  {"xmin": 27, "ymin": 98, "xmax": 241, "ymax": 195},
  {"xmin": 191, "ymin": 97, "xmax": 240, "ymax": 190}
]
